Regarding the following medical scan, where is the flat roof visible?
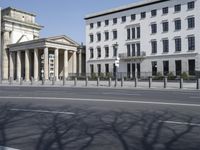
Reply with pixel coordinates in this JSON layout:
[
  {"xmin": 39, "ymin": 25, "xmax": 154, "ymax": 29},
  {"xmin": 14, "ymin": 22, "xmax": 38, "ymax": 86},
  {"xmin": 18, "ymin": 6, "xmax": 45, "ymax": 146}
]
[
  {"xmin": 2, "ymin": 7, "xmax": 36, "ymax": 16},
  {"xmin": 85, "ymin": 0, "xmax": 169, "ymax": 20}
]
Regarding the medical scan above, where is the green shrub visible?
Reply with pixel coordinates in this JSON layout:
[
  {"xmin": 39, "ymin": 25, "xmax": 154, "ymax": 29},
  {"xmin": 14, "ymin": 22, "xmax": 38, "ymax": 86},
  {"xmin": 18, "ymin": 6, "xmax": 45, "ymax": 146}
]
[
  {"xmin": 181, "ymin": 72, "xmax": 189, "ymax": 80},
  {"xmin": 153, "ymin": 72, "xmax": 163, "ymax": 80},
  {"xmin": 168, "ymin": 72, "xmax": 176, "ymax": 80},
  {"xmin": 90, "ymin": 73, "xmax": 97, "ymax": 80}
]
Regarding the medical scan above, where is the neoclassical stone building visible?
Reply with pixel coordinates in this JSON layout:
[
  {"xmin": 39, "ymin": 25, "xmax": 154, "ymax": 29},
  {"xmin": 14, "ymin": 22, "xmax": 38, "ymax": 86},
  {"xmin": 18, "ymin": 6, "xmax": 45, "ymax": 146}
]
[{"xmin": 1, "ymin": 7, "xmax": 85, "ymax": 81}]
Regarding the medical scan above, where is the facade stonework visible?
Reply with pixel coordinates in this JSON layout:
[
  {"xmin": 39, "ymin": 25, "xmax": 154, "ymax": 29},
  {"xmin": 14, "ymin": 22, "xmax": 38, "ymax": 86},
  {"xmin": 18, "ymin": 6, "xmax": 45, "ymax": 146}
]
[
  {"xmin": 85, "ymin": 0, "xmax": 200, "ymax": 78},
  {"xmin": 1, "ymin": 7, "xmax": 85, "ymax": 81}
]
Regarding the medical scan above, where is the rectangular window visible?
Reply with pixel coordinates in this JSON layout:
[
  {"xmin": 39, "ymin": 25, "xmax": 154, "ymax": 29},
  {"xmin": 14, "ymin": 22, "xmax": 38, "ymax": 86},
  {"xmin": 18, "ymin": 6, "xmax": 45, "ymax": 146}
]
[
  {"xmin": 97, "ymin": 47, "xmax": 101, "ymax": 58},
  {"xmin": 162, "ymin": 21, "xmax": 169, "ymax": 32},
  {"xmin": 97, "ymin": 21, "xmax": 101, "ymax": 27},
  {"xmin": 175, "ymin": 38, "xmax": 182, "ymax": 52},
  {"xmin": 151, "ymin": 9, "xmax": 157, "ymax": 17},
  {"xmin": 113, "ymin": 18, "xmax": 117, "ymax": 24},
  {"xmin": 136, "ymin": 43, "xmax": 141, "ymax": 56},
  {"xmin": 188, "ymin": 36, "xmax": 195, "ymax": 51},
  {"xmin": 90, "ymin": 64, "xmax": 94, "ymax": 74},
  {"xmin": 97, "ymin": 33, "xmax": 101, "ymax": 41},
  {"xmin": 175, "ymin": 60, "xmax": 182, "ymax": 76},
  {"xmin": 132, "ymin": 44, "xmax": 136, "ymax": 56},
  {"xmin": 141, "ymin": 12, "xmax": 146, "ymax": 19},
  {"xmin": 175, "ymin": 19, "xmax": 181, "ymax": 30},
  {"xmin": 105, "ymin": 64, "xmax": 109, "ymax": 74},
  {"xmin": 113, "ymin": 30, "xmax": 117, "ymax": 39},
  {"xmin": 163, "ymin": 39, "xmax": 169, "ymax": 53},
  {"xmin": 105, "ymin": 32, "xmax": 109, "ymax": 41},
  {"xmin": 163, "ymin": 61, "xmax": 169, "ymax": 75},
  {"xmin": 97, "ymin": 64, "xmax": 101, "ymax": 76},
  {"xmin": 137, "ymin": 27, "xmax": 140, "ymax": 38},
  {"xmin": 188, "ymin": 17, "xmax": 195, "ymax": 29},
  {"xmin": 188, "ymin": 1, "xmax": 195, "ymax": 10},
  {"xmin": 90, "ymin": 23, "xmax": 93, "ymax": 29},
  {"xmin": 162, "ymin": 7, "xmax": 168, "ymax": 14},
  {"xmin": 127, "ymin": 28, "xmax": 130, "ymax": 40},
  {"xmin": 152, "ymin": 61, "xmax": 157, "ymax": 76},
  {"xmin": 151, "ymin": 23, "xmax": 157, "ymax": 34},
  {"xmin": 132, "ymin": 28, "xmax": 136, "ymax": 39},
  {"xmin": 127, "ymin": 63, "xmax": 131, "ymax": 78},
  {"xmin": 113, "ymin": 46, "xmax": 117, "ymax": 57},
  {"xmin": 90, "ymin": 48, "xmax": 94, "ymax": 58},
  {"xmin": 188, "ymin": 59, "xmax": 195, "ymax": 75},
  {"xmin": 127, "ymin": 44, "xmax": 131, "ymax": 57},
  {"xmin": 90, "ymin": 34, "xmax": 93, "ymax": 43},
  {"xmin": 131, "ymin": 14, "xmax": 136, "ymax": 21},
  {"xmin": 105, "ymin": 20, "xmax": 109, "ymax": 26},
  {"xmin": 174, "ymin": 4, "xmax": 181, "ymax": 12},
  {"xmin": 105, "ymin": 47, "xmax": 109, "ymax": 57},
  {"xmin": 122, "ymin": 16, "xmax": 126, "ymax": 22},
  {"xmin": 151, "ymin": 41, "xmax": 157, "ymax": 54}
]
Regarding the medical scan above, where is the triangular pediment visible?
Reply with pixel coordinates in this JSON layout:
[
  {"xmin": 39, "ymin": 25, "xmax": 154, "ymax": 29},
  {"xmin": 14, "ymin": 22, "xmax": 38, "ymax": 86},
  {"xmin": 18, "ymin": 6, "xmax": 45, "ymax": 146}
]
[
  {"xmin": 47, "ymin": 35, "xmax": 79, "ymax": 46},
  {"xmin": 16, "ymin": 35, "xmax": 30, "ymax": 43}
]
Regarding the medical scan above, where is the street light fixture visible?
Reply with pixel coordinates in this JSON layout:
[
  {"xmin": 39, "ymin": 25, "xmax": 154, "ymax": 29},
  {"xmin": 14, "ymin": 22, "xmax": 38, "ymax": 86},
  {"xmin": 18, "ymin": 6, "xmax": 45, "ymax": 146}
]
[{"xmin": 113, "ymin": 42, "xmax": 119, "ymax": 87}]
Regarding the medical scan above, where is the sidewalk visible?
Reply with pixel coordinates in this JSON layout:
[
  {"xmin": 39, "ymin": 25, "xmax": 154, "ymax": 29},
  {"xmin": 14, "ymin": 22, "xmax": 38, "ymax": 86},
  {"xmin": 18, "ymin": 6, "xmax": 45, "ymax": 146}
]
[{"xmin": 0, "ymin": 79, "xmax": 199, "ymax": 90}]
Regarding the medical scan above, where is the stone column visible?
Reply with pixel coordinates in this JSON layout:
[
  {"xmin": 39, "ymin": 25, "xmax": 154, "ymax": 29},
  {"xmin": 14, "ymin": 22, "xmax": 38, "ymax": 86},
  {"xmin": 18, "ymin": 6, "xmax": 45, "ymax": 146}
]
[
  {"xmin": 64, "ymin": 50, "xmax": 68, "ymax": 78},
  {"xmin": 44, "ymin": 47, "xmax": 49, "ymax": 80},
  {"xmin": 34, "ymin": 48, "xmax": 39, "ymax": 81},
  {"xmin": 9, "ymin": 52, "xmax": 14, "ymax": 78},
  {"xmin": 54, "ymin": 48, "xmax": 59, "ymax": 81},
  {"xmin": 25, "ymin": 50, "xmax": 30, "ymax": 81},
  {"xmin": 73, "ymin": 51, "xmax": 77, "ymax": 74},
  {"xmin": 17, "ymin": 51, "xmax": 21, "ymax": 81},
  {"xmin": 2, "ymin": 31, "xmax": 10, "ymax": 80},
  {"xmin": 78, "ymin": 51, "xmax": 82, "ymax": 75}
]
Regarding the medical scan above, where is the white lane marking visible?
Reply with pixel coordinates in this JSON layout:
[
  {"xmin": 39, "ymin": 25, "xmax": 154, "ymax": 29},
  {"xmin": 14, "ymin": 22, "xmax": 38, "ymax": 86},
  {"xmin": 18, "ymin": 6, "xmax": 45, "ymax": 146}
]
[
  {"xmin": 0, "ymin": 146, "xmax": 20, "ymax": 150},
  {"xmin": 102, "ymin": 92, "xmax": 141, "ymax": 96},
  {"xmin": 159, "ymin": 120, "xmax": 200, "ymax": 127},
  {"xmin": 10, "ymin": 108, "xmax": 75, "ymax": 115},
  {"xmin": 189, "ymin": 97, "xmax": 200, "ymax": 99},
  {"xmin": 1, "ymin": 96, "xmax": 200, "ymax": 108}
]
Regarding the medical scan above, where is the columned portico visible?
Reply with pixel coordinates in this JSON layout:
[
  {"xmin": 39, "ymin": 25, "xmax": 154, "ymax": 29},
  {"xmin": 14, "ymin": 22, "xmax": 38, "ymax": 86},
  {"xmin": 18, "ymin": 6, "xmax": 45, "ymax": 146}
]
[
  {"xmin": 34, "ymin": 48, "xmax": 39, "ymax": 81},
  {"xmin": 2, "ymin": 31, "xmax": 10, "ymax": 80},
  {"xmin": 17, "ymin": 51, "xmax": 21, "ymax": 81},
  {"xmin": 64, "ymin": 50, "xmax": 69, "ymax": 78},
  {"xmin": 54, "ymin": 49, "xmax": 59, "ymax": 81},
  {"xmin": 9, "ymin": 52, "xmax": 14, "ymax": 78},
  {"xmin": 7, "ymin": 35, "xmax": 82, "ymax": 81},
  {"xmin": 44, "ymin": 47, "xmax": 49, "ymax": 80},
  {"xmin": 25, "ymin": 50, "xmax": 30, "ymax": 81}
]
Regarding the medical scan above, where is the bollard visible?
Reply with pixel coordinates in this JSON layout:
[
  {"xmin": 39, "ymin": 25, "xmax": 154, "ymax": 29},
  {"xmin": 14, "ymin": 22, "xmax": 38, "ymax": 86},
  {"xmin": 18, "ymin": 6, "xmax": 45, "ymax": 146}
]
[
  {"xmin": 52, "ymin": 77, "xmax": 55, "ymax": 85},
  {"xmin": 134, "ymin": 77, "xmax": 138, "ymax": 87},
  {"xmin": 164, "ymin": 76, "xmax": 167, "ymax": 88},
  {"xmin": 85, "ymin": 77, "xmax": 88, "ymax": 87},
  {"xmin": 97, "ymin": 77, "xmax": 100, "ymax": 87},
  {"xmin": 108, "ymin": 77, "xmax": 111, "ymax": 87},
  {"xmin": 197, "ymin": 78, "xmax": 200, "ymax": 90},
  {"xmin": 31, "ymin": 77, "xmax": 34, "ymax": 85},
  {"xmin": 115, "ymin": 78, "xmax": 117, "ymax": 87},
  {"xmin": 74, "ymin": 77, "xmax": 77, "ymax": 86},
  {"xmin": 42, "ymin": 77, "xmax": 45, "ymax": 85},
  {"xmin": 180, "ymin": 78, "xmax": 183, "ymax": 89},
  {"xmin": 149, "ymin": 76, "xmax": 152, "ymax": 88},
  {"xmin": 20, "ymin": 77, "xmax": 23, "ymax": 85},
  {"xmin": 63, "ymin": 77, "xmax": 66, "ymax": 86},
  {"xmin": 121, "ymin": 77, "xmax": 124, "ymax": 87}
]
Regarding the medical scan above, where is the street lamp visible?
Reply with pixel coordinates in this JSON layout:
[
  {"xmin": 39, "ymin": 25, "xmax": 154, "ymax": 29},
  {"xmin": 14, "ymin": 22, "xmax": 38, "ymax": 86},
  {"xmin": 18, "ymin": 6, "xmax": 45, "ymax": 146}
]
[{"xmin": 113, "ymin": 42, "xmax": 119, "ymax": 86}]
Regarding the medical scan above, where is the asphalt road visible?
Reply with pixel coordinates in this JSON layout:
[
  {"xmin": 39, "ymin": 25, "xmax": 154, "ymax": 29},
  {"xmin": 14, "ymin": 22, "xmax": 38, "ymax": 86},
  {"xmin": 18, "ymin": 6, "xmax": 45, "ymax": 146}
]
[{"xmin": 0, "ymin": 86, "xmax": 200, "ymax": 150}]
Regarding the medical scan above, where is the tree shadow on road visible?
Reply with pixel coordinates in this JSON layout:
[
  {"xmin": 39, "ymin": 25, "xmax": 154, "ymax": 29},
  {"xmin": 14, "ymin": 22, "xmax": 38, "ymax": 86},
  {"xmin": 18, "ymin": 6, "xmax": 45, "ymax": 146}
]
[{"xmin": 0, "ymin": 104, "xmax": 200, "ymax": 150}]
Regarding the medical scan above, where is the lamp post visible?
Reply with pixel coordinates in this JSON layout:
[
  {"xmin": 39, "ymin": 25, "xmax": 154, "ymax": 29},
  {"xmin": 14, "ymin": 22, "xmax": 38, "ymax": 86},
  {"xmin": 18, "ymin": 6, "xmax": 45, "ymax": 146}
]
[
  {"xmin": 77, "ymin": 43, "xmax": 84, "ymax": 77},
  {"xmin": 113, "ymin": 42, "xmax": 119, "ymax": 87}
]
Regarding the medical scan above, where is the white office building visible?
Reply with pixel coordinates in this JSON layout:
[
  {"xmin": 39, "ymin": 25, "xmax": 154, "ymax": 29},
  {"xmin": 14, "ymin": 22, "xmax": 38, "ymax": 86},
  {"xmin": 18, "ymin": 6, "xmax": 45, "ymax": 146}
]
[{"xmin": 85, "ymin": 0, "xmax": 200, "ymax": 79}]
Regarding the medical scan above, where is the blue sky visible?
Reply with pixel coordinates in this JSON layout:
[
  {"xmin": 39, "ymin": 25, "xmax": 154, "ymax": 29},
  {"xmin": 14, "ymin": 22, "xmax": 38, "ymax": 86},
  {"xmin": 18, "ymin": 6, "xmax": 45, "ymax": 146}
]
[{"xmin": 0, "ymin": 0, "xmax": 139, "ymax": 44}]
